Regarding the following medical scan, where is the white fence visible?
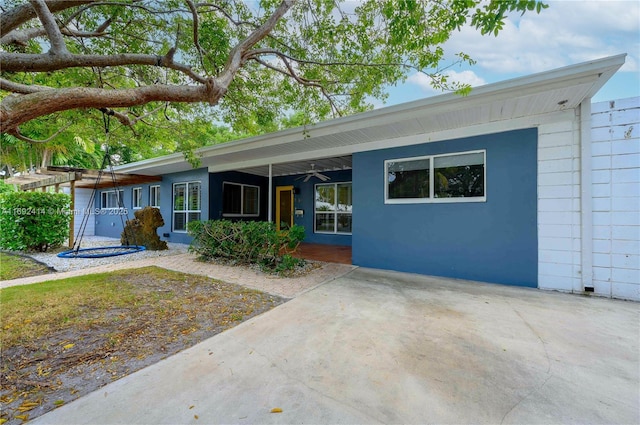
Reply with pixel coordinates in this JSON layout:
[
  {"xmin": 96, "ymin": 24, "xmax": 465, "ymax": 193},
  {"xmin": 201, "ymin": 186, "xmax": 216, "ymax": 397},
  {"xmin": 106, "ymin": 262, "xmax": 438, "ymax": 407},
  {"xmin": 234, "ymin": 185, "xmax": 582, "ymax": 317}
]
[{"xmin": 590, "ymin": 97, "xmax": 640, "ymax": 300}]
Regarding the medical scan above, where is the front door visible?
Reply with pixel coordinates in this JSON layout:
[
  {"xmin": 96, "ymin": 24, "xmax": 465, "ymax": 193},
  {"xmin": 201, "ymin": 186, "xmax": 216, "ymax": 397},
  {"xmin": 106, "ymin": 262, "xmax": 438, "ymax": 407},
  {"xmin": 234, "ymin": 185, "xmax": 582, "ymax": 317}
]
[{"xmin": 276, "ymin": 186, "xmax": 294, "ymax": 231}]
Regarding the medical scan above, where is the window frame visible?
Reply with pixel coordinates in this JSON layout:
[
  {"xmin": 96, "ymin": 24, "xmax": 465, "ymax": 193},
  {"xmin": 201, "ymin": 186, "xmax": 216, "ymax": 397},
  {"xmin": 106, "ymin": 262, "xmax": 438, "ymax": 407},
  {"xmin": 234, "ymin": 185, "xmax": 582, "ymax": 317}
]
[
  {"xmin": 221, "ymin": 182, "xmax": 260, "ymax": 218},
  {"xmin": 149, "ymin": 185, "xmax": 160, "ymax": 208},
  {"xmin": 384, "ymin": 149, "xmax": 486, "ymax": 204},
  {"xmin": 172, "ymin": 181, "xmax": 201, "ymax": 233},
  {"xmin": 314, "ymin": 181, "xmax": 352, "ymax": 235},
  {"xmin": 132, "ymin": 187, "xmax": 142, "ymax": 209},
  {"xmin": 101, "ymin": 189, "xmax": 124, "ymax": 210}
]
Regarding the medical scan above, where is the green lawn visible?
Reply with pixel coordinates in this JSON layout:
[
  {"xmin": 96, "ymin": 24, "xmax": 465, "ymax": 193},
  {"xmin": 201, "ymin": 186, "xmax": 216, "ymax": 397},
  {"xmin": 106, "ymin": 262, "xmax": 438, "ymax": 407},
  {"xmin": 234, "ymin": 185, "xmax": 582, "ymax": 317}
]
[
  {"xmin": 1, "ymin": 267, "xmax": 283, "ymax": 424},
  {"xmin": 0, "ymin": 252, "xmax": 51, "ymax": 280}
]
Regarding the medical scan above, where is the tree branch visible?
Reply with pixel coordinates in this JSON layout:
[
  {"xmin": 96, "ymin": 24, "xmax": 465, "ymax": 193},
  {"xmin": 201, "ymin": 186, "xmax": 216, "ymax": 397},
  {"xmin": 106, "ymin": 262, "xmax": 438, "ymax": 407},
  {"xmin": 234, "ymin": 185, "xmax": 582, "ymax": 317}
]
[
  {"xmin": 247, "ymin": 47, "xmax": 416, "ymax": 71},
  {"xmin": 0, "ymin": 78, "xmax": 51, "ymax": 94},
  {"xmin": 99, "ymin": 103, "xmax": 166, "ymax": 127},
  {"xmin": 217, "ymin": 0, "xmax": 296, "ymax": 89},
  {"xmin": 28, "ymin": 0, "xmax": 69, "ymax": 54},
  {"xmin": 184, "ymin": 0, "xmax": 205, "ymax": 69},
  {"xmin": 0, "ymin": 84, "xmax": 219, "ymax": 134},
  {"xmin": 0, "ymin": 52, "xmax": 207, "ymax": 84},
  {"xmin": 1, "ymin": 24, "xmax": 111, "ymax": 46},
  {"xmin": 9, "ymin": 122, "xmax": 72, "ymax": 144},
  {"xmin": 0, "ymin": 0, "xmax": 97, "ymax": 36},
  {"xmin": 252, "ymin": 56, "xmax": 341, "ymax": 116}
]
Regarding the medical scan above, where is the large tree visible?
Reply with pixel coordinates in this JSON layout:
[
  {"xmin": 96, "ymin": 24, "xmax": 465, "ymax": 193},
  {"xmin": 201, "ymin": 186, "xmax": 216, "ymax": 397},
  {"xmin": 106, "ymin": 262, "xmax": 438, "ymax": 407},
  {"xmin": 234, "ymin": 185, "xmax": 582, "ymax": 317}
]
[{"xmin": 1, "ymin": 0, "xmax": 546, "ymax": 143}]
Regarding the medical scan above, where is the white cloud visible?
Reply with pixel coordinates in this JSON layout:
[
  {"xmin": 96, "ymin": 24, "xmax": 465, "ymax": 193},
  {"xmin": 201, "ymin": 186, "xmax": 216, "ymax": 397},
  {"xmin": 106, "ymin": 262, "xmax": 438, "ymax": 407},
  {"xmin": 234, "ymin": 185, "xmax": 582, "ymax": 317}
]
[
  {"xmin": 407, "ymin": 70, "xmax": 486, "ymax": 93},
  {"xmin": 442, "ymin": 0, "xmax": 639, "ymax": 75},
  {"xmin": 446, "ymin": 70, "xmax": 487, "ymax": 87}
]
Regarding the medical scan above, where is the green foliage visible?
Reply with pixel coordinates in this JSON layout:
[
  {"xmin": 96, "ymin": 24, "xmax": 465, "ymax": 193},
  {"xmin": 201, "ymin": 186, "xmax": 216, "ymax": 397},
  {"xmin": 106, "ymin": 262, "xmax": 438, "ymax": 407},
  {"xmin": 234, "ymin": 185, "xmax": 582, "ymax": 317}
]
[
  {"xmin": 2, "ymin": 0, "xmax": 547, "ymax": 161},
  {"xmin": 0, "ymin": 180, "xmax": 15, "ymax": 194},
  {"xmin": 471, "ymin": 1, "xmax": 549, "ymax": 36},
  {"xmin": 188, "ymin": 220, "xmax": 305, "ymax": 274},
  {"xmin": 0, "ymin": 192, "xmax": 71, "ymax": 252},
  {"xmin": 274, "ymin": 254, "xmax": 301, "ymax": 276}
]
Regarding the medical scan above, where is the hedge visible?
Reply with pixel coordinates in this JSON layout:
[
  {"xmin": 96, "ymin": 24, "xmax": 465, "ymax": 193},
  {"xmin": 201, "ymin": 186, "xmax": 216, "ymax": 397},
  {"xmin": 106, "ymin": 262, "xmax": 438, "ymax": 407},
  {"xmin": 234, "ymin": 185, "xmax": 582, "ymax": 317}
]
[
  {"xmin": 0, "ymin": 192, "xmax": 71, "ymax": 252},
  {"xmin": 188, "ymin": 220, "xmax": 305, "ymax": 274}
]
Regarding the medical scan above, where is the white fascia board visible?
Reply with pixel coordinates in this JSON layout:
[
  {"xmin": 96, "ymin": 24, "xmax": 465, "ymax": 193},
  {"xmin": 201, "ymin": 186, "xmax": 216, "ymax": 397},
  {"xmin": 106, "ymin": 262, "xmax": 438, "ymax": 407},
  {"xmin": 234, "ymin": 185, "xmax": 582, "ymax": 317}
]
[
  {"xmin": 119, "ymin": 54, "xmax": 626, "ymax": 175},
  {"xmin": 113, "ymin": 152, "xmax": 184, "ymax": 174},
  {"xmin": 210, "ymin": 54, "xmax": 625, "ymax": 145},
  {"xmin": 208, "ymin": 108, "xmax": 576, "ymax": 174},
  {"xmin": 203, "ymin": 57, "xmax": 624, "ymax": 158}
]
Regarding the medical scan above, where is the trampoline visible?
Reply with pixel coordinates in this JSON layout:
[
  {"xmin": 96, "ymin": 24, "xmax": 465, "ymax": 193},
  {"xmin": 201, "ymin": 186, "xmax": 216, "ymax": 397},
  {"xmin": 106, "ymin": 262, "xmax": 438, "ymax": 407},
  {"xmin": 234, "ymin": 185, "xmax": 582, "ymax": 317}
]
[{"xmin": 57, "ymin": 245, "xmax": 146, "ymax": 259}]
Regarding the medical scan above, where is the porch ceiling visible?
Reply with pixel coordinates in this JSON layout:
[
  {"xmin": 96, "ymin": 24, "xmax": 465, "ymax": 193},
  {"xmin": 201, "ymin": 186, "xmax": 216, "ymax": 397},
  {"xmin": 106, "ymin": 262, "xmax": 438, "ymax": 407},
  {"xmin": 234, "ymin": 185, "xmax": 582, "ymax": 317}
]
[
  {"xmin": 239, "ymin": 156, "xmax": 352, "ymax": 178},
  {"xmin": 112, "ymin": 55, "xmax": 626, "ymax": 178}
]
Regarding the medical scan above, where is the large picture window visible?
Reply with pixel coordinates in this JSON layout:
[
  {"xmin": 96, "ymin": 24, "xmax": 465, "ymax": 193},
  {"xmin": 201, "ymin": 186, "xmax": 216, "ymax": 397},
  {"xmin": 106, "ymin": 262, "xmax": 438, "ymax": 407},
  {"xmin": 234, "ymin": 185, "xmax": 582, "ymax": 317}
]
[
  {"xmin": 173, "ymin": 182, "xmax": 201, "ymax": 232},
  {"xmin": 315, "ymin": 182, "xmax": 352, "ymax": 234},
  {"xmin": 101, "ymin": 189, "xmax": 124, "ymax": 209},
  {"xmin": 222, "ymin": 182, "xmax": 259, "ymax": 217},
  {"xmin": 385, "ymin": 150, "xmax": 486, "ymax": 203},
  {"xmin": 149, "ymin": 185, "xmax": 160, "ymax": 208}
]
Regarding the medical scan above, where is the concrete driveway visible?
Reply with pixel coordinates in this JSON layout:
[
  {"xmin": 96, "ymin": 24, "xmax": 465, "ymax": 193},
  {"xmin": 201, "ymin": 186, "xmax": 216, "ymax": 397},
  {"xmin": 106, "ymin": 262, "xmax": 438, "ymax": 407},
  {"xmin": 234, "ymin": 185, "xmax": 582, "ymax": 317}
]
[{"xmin": 32, "ymin": 268, "xmax": 639, "ymax": 424}]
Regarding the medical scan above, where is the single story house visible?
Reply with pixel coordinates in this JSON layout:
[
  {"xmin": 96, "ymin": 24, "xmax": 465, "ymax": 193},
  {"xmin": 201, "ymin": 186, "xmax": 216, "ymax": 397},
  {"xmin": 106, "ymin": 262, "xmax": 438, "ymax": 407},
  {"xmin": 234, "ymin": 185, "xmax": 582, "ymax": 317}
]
[{"xmin": 87, "ymin": 54, "xmax": 639, "ymax": 301}]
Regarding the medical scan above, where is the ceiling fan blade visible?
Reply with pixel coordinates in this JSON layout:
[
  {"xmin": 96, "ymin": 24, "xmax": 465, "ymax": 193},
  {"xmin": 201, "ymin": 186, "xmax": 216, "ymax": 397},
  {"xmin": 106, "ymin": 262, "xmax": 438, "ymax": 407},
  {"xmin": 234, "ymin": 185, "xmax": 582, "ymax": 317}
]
[
  {"xmin": 316, "ymin": 173, "xmax": 331, "ymax": 181},
  {"xmin": 304, "ymin": 174, "xmax": 312, "ymax": 182}
]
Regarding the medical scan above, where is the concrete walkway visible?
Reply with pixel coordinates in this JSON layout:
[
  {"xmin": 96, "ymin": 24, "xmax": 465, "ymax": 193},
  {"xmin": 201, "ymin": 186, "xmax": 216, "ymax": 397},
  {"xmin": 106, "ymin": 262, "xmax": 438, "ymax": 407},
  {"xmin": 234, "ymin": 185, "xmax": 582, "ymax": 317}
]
[
  {"xmin": 1, "ymin": 253, "xmax": 355, "ymax": 298},
  {"xmin": 29, "ymin": 267, "xmax": 639, "ymax": 425}
]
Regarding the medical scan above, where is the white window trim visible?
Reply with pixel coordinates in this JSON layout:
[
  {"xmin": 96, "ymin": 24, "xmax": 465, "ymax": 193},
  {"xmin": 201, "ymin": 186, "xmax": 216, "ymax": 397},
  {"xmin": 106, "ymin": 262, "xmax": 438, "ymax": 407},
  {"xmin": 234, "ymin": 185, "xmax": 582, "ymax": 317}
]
[
  {"xmin": 384, "ymin": 149, "xmax": 487, "ymax": 204},
  {"xmin": 314, "ymin": 182, "xmax": 352, "ymax": 235},
  {"xmin": 132, "ymin": 187, "xmax": 142, "ymax": 209},
  {"xmin": 172, "ymin": 181, "xmax": 201, "ymax": 233},
  {"xmin": 149, "ymin": 185, "xmax": 160, "ymax": 208},
  {"xmin": 222, "ymin": 182, "xmax": 260, "ymax": 218},
  {"xmin": 101, "ymin": 189, "xmax": 124, "ymax": 210}
]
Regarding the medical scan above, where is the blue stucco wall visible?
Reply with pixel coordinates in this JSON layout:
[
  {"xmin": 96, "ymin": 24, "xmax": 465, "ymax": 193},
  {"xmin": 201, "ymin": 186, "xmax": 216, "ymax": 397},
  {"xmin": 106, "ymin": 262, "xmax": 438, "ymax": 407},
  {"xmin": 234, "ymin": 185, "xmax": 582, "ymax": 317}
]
[
  {"xmin": 94, "ymin": 184, "xmax": 142, "ymax": 240},
  {"xmin": 273, "ymin": 169, "xmax": 352, "ymax": 246},
  {"xmin": 352, "ymin": 128, "xmax": 538, "ymax": 287},
  {"xmin": 95, "ymin": 167, "xmax": 209, "ymax": 245}
]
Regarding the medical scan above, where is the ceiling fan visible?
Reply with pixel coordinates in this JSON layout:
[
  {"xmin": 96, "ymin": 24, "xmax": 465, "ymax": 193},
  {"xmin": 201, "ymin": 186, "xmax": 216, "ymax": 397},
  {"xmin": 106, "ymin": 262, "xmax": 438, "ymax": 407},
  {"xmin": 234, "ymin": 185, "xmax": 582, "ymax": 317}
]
[{"xmin": 296, "ymin": 163, "xmax": 331, "ymax": 182}]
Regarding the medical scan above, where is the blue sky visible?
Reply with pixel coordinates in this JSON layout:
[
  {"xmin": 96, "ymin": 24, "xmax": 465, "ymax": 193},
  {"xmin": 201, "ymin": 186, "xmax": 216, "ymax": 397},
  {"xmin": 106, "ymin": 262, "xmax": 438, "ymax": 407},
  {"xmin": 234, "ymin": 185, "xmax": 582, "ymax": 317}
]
[{"xmin": 378, "ymin": 0, "xmax": 640, "ymax": 107}]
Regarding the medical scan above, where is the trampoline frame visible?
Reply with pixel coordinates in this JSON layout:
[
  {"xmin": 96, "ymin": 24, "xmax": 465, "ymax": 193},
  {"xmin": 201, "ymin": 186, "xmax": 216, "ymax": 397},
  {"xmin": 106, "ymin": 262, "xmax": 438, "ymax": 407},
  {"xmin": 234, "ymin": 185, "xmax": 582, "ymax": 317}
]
[{"xmin": 57, "ymin": 245, "xmax": 146, "ymax": 259}]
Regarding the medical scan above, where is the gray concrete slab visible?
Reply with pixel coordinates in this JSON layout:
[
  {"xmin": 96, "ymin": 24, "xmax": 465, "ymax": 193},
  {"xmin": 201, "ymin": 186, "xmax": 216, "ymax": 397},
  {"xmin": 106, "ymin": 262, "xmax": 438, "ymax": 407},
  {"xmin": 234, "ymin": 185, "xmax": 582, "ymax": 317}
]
[{"xmin": 31, "ymin": 268, "xmax": 640, "ymax": 424}]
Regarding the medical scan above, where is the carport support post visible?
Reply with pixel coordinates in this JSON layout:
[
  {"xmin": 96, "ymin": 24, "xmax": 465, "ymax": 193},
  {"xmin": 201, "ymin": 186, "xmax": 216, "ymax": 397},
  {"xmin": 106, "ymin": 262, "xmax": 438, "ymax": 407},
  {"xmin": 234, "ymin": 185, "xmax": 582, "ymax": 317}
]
[
  {"xmin": 69, "ymin": 180, "xmax": 75, "ymax": 248},
  {"xmin": 268, "ymin": 163, "xmax": 273, "ymax": 223}
]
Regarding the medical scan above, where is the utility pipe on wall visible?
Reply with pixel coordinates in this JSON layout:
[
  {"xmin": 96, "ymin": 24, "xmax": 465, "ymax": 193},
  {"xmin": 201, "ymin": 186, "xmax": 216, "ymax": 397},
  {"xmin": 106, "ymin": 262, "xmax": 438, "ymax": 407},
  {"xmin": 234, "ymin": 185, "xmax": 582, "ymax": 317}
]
[{"xmin": 580, "ymin": 98, "xmax": 594, "ymax": 291}]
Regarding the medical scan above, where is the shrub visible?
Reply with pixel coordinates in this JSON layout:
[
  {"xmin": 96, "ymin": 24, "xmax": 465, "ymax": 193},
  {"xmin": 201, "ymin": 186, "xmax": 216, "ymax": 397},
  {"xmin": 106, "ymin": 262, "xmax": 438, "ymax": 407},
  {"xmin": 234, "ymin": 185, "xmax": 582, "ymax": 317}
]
[
  {"xmin": 188, "ymin": 220, "xmax": 305, "ymax": 274},
  {"xmin": 0, "ymin": 180, "xmax": 15, "ymax": 195},
  {"xmin": 0, "ymin": 192, "xmax": 71, "ymax": 252}
]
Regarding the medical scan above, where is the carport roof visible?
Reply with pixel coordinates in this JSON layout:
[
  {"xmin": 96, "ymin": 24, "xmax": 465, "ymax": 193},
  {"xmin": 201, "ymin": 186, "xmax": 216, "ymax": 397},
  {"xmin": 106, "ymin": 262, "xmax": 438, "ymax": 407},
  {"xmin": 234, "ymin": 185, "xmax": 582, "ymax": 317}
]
[
  {"xmin": 5, "ymin": 166, "xmax": 162, "ymax": 191},
  {"xmin": 114, "ymin": 54, "xmax": 626, "ymax": 178}
]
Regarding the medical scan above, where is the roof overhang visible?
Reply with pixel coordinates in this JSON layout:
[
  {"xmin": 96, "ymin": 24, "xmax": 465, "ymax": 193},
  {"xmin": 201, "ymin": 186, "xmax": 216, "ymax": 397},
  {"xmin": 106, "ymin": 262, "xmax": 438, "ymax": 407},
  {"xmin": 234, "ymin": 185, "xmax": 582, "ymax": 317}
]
[{"xmin": 114, "ymin": 54, "xmax": 626, "ymax": 178}]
